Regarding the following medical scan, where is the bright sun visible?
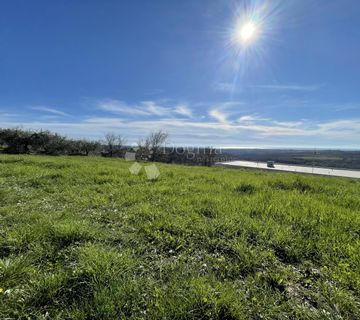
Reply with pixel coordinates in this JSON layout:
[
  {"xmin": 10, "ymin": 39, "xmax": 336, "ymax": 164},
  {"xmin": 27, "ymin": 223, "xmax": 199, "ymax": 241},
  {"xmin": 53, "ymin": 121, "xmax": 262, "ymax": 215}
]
[{"xmin": 237, "ymin": 21, "xmax": 257, "ymax": 43}]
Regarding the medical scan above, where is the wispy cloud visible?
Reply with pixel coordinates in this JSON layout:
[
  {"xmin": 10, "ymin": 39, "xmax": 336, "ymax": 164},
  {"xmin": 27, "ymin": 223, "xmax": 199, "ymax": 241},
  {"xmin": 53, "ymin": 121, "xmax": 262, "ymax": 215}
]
[
  {"xmin": 174, "ymin": 104, "xmax": 193, "ymax": 118},
  {"xmin": 272, "ymin": 120, "xmax": 304, "ymax": 127},
  {"xmin": 238, "ymin": 115, "xmax": 269, "ymax": 122},
  {"xmin": 214, "ymin": 82, "xmax": 236, "ymax": 93},
  {"xmin": 30, "ymin": 106, "xmax": 69, "ymax": 116},
  {"xmin": 97, "ymin": 99, "xmax": 193, "ymax": 118},
  {"xmin": 2, "ymin": 116, "xmax": 359, "ymax": 147},
  {"xmin": 208, "ymin": 101, "xmax": 244, "ymax": 124},
  {"xmin": 214, "ymin": 82, "xmax": 323, "ymax": 93},
  {"xmin": 239, "ymin": 115, "xmax": 257, "ymax": 122},
  {"xmin": 0, "ymin": 112, "xmax": 21, "ymax": 118},
  {"xmin": 250, "ymin": 84, "xmax": 323, "ymax": 92},
  {"xmin": 334, "ymin": 103, "xmax": 360, "ymax": 112},
  {"xmin": 209, "ymin": 109, "xmax": 228, "ymax": 123},
  {"xmin": 142, "ymin": 101, "xmax": 171, "ymax": 116},
  {"xmin": 2, "ymin": 99, "xmax": 360, "ymax": 148},
  {"xmin": 97, "ymin": 100, "xmax": 151, "ymax": 116}
]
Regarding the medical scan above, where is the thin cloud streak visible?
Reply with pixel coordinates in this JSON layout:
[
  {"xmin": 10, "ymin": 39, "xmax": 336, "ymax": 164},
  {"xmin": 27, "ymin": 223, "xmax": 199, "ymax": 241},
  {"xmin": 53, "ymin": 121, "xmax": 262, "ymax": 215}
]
[
  {"xmin": 97, "ymin": 99, "xmax": 193, "ymax": 118},
  {"xmin": 209, "ymin": 109, "xmax": 228, "ymax": 123},
  {"xmin": 1, "ymin": 116, "xmax": 359, "ymax": 146},
  {"xmin": 249, "ymin": 84, "xmax": 323, "ymax": 91},
  {"xmin": 97, "ymin": 100, "xmax": 151, "ymax": 116},
  {"xmin": 174, "ymin": 104, "xmax": 193, "ymax": 117},
  {"xmin": 30, "ymin": 106, "xmax": 69, "ymax": 116},
  {"xmin": 214, "ymin": 82, "xmax": 323, "ymax": 93},
  {"xmin": 2, "ymin": 98, "xmax": 359, "ymax": 148}
]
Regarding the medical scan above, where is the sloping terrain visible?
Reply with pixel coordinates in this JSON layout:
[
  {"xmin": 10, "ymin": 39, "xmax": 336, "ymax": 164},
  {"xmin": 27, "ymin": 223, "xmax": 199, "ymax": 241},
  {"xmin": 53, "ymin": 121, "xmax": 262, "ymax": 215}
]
[{"xmin": 0, "ymin": 155, "xmax": 359, "ymax": 319}]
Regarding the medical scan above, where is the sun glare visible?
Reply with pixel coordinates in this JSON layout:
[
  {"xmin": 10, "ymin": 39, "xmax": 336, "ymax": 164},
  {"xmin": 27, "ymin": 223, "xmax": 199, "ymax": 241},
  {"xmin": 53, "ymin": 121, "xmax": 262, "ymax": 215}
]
[
  {"xmin": 237, "ymin": 21, "xmax": 257, "ymax": 43},
  {"xmin": 224, "ymin": 2, "xmax": 282, "ymax": 92}
]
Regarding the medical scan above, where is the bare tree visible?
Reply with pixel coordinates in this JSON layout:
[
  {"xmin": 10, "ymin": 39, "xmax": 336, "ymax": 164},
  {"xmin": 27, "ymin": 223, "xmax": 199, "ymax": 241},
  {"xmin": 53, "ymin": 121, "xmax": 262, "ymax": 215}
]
[
  {"xmin": 104, "ymin": 133, "xmax": 117, "ymax": 157},
  {"xmin": 145, "ymin": 130, "xmax": 169, "ymax": 161},
  {"xmin": 104, "ymin": 133, "xmax": 126, "ymax": 157},
  {"xmin": 136, "ymin": 137, "xmax": 150, "ymax": 160},
  {"xmin": 116, "ymin": 135, "xmax": 127, "ymax": 150},
  {"xmin": 135, "ymin": 131, "xmax": 168, "ymax": 161}
]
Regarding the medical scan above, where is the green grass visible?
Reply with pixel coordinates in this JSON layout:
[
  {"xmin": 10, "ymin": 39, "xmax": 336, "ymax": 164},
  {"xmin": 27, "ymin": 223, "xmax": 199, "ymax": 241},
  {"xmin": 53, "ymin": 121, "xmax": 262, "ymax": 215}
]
[{"xmin": 0, "ymin": 154, "xmax": 359, "ymax": 319}]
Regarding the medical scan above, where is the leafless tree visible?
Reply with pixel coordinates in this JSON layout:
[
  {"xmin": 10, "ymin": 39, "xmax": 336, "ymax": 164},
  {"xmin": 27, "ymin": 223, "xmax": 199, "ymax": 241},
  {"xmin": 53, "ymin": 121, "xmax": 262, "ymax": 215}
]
[
  {"xmin": 116, "ymin": 135, "xmax": 127, "ymax": 150},
  {"xmin": 145, "ymin": 130, "xmax": 169, "ymax": 161},
  {"xmin": 104, "ymin": 133, "xmax": 116, "ymax": 157},
  {"xmin": 135, "ymin": 130, "xmax": 168, "ymax": 161},
  {"xmin": 136, "ymin": 137, "xmax": 150, "ymax": 160},
  {"xmin": 104, "ymin": 133, "xmax": 126, "ymax": 157}
]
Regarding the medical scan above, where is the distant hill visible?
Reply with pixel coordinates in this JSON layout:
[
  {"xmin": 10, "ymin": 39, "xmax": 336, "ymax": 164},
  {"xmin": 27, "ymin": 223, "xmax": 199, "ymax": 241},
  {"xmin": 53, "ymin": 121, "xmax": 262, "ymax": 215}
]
[{"xmin": 223, "ymin": 149, "xmax": 360, "ymax": 170}]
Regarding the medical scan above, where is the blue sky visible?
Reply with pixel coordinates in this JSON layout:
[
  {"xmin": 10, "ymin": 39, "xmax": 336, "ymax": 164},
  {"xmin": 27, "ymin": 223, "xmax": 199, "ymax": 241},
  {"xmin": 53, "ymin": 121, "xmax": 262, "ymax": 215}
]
[{"xmin": 1, "ymin": 0, "xmax": 360, "ymax": 148}]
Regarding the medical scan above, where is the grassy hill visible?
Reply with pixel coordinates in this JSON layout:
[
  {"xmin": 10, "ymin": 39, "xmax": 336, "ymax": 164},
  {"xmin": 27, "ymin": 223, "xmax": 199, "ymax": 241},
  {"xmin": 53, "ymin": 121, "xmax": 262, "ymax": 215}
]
[{"xmin": 0, "ymin": 155, "xmax": 359, "ymax": 319}]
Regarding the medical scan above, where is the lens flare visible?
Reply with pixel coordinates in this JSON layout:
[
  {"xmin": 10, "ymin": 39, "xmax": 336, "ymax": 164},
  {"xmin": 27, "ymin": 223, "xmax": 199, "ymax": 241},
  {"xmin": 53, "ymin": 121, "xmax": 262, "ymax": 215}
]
[
  {"xmin": 220, "ymin": 0, "xmax": 285, "ymax": 95},
  {"xmin": 237, "ymin": 21, "xmax": 257, "ymax": 43},
  {"xmin": 230, "ymin": 15, "xmax": 262, "ymax": 52}
]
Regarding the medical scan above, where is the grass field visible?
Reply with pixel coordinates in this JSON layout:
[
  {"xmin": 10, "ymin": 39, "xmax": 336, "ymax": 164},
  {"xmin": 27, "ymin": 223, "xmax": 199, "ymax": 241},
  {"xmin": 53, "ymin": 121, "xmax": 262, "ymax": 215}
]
[{"xmin": 0, "ymin": 155, "xmax": 359, "ymax": 319}]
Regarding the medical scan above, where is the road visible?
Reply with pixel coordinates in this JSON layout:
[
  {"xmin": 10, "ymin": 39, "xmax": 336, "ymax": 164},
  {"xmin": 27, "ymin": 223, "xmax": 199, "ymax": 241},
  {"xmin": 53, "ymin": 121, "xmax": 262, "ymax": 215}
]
[{"xmin": 217, "ymin": 161, "xmax": 360, "ymax": 179}]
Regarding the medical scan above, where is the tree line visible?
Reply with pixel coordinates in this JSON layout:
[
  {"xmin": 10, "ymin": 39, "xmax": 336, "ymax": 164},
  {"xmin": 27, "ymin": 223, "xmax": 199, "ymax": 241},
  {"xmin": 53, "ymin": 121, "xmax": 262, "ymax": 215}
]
[
  {"xmin": 0, "ymin": 127, "xmax": 231, "ymax": 165},
  {"xmin": 0, "ymin": 128, "xmax": 99, "ymax": 156}
]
